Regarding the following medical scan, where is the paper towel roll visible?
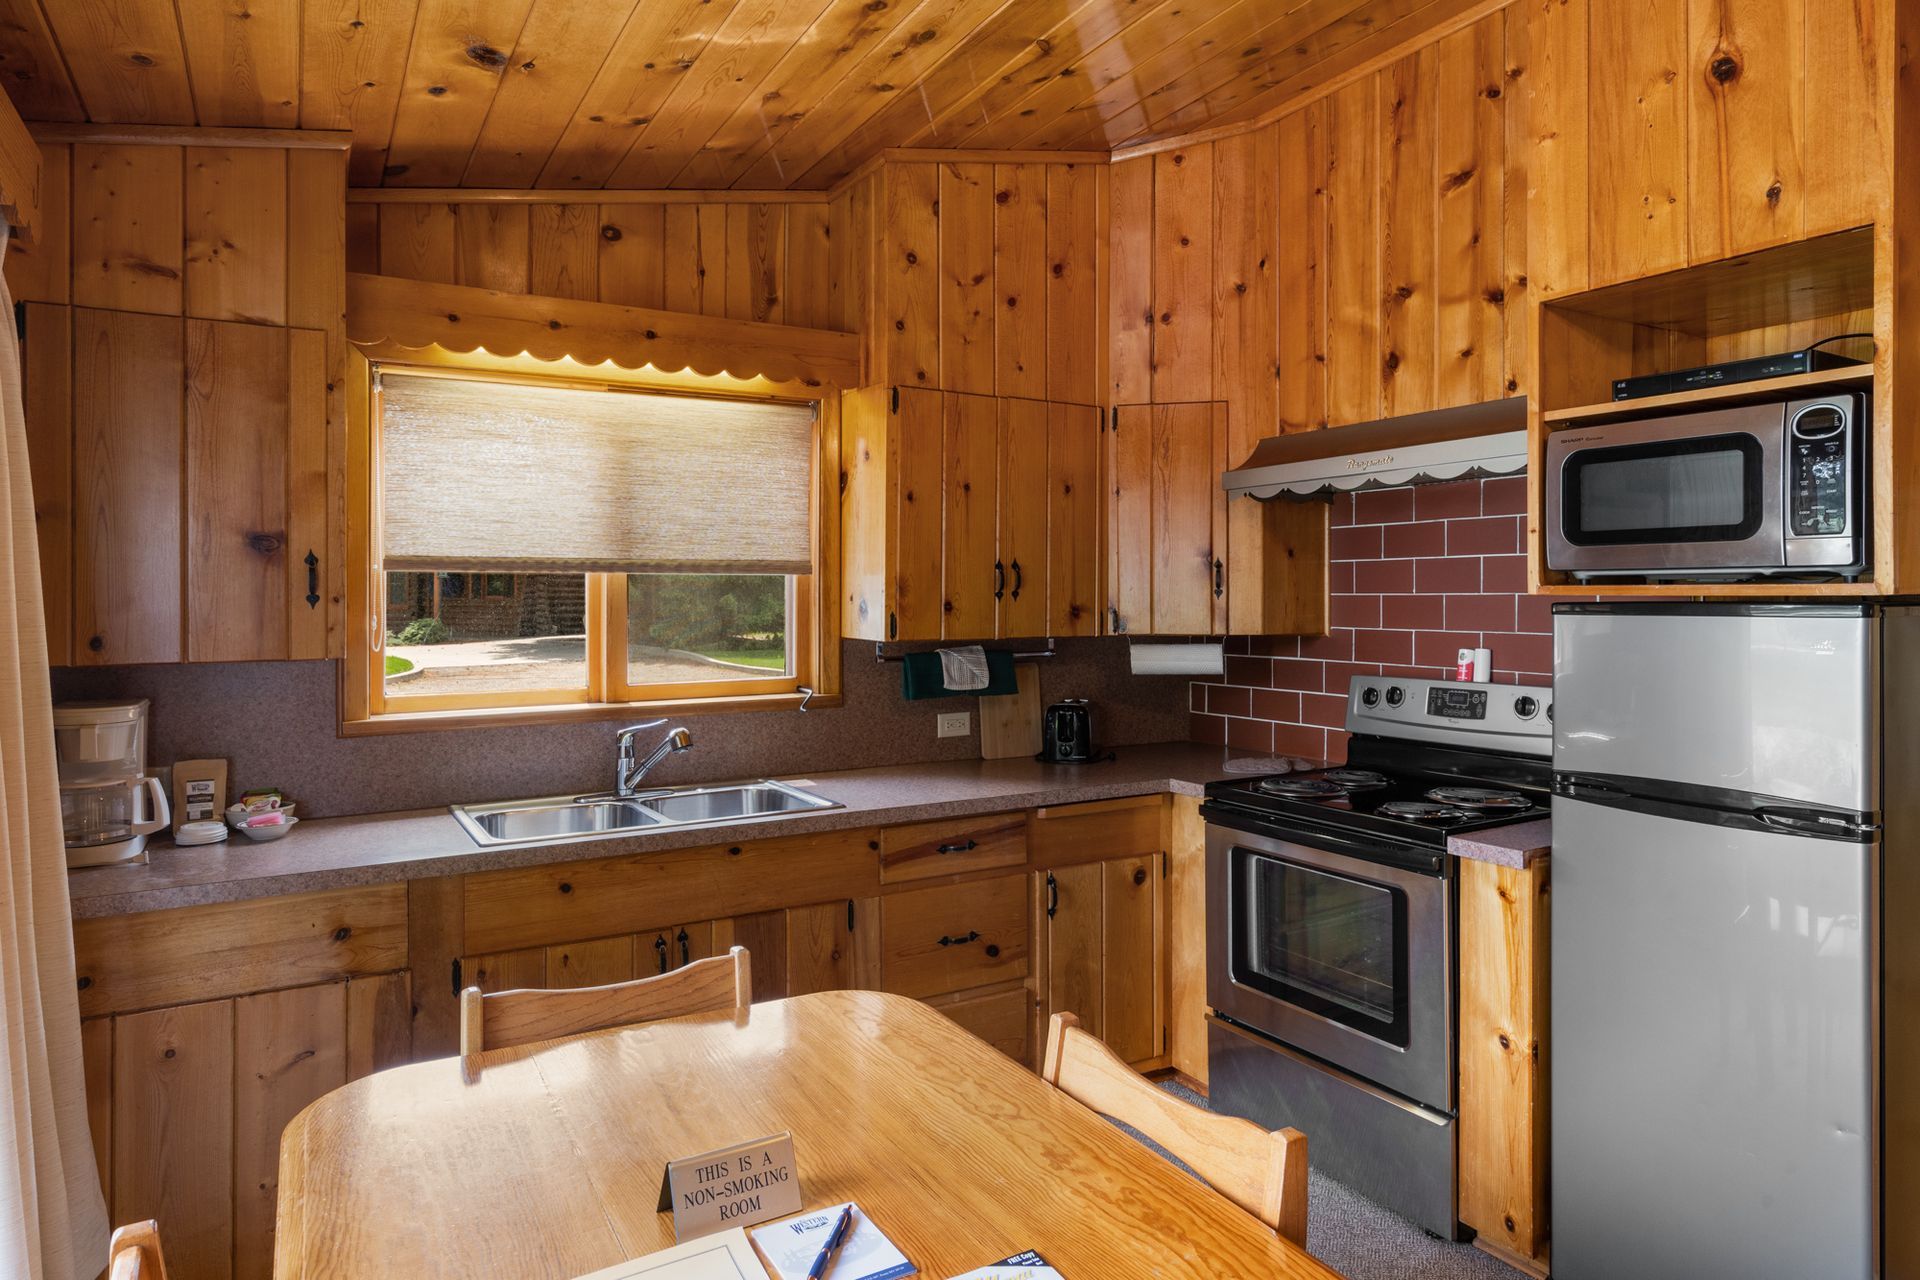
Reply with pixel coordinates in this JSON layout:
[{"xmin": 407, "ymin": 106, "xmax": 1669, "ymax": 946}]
[{"xmin": 1128, "ymin": 642, "xmax": 1226, "ymax": 676}]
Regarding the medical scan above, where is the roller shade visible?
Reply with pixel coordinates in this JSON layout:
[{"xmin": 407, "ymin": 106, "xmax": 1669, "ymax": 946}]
[{"xmin": 377, "ymin": 371, "xmax": 815, "ymax": 575}]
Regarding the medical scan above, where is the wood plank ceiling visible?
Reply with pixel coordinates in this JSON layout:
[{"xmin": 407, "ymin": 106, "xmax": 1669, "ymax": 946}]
[{"xmin": 0, "ymin": 0, "xmax": 1475, "ymax": 189}]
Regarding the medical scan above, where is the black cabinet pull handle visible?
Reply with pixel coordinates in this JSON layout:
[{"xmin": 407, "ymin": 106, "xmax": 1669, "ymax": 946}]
[
  {"xmin": 1046, "ymin": 872, "xmax": 1058, "ymax": 918},
  {"xmin": 654, "ymin": 935, "xmax": 669, "ymax": 974},
  {"xmin": 937, "ymin": 931, "xmax": 981, "ymax": 947},
  {"xmin": 1010, "ymin": 560, "xmax": 1023, "ymax": 599},
  {"xmin": 937, "ymin": 839, "xmax": 978, "ymax": 854},
  {"xmin": 994, "ymin": 560, "xmax": 1006, "ymax": 600},
  {"xmin": 1213, "ymin": 557, "xmax": 1224, "ymax": 598},
  {"xmin": 677, "ymin": 928, "xmax": 690, "ymax": 966},
  {"xmin": 305, "ymin": 551, "xmax": 320, "ymax": 608}
]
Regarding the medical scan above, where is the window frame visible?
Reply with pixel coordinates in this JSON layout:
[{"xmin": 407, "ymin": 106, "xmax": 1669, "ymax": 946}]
[{"xmin": 342, "ymin": 347, "xmax": 842, "ymax": 734}]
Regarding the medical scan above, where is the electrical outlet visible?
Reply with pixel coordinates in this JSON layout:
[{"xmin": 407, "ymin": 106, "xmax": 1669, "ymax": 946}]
[{"xmin": 937, "ymin": 711, "xmax": 971, "ymax": 738}]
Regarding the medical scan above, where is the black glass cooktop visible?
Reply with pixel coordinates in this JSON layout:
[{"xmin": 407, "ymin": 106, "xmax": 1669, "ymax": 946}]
[{"xmin": 1202, "ymin": 737, "xmax": 1552, "ymax": 852}]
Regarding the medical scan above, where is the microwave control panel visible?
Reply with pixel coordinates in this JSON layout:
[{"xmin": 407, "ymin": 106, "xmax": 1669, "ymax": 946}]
[{"xmin": 1789, "ymin": 404, "xmax": 1851, "ymax": 537}]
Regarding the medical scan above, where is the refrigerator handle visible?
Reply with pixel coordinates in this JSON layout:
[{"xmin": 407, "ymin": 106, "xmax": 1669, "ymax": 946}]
[{"xmin": 1755, "ymin": 807, "xmax": 1880, "ymax": 840}]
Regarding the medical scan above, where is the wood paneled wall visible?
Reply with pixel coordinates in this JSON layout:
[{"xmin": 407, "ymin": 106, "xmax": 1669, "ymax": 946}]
[
  {"xmin": 1528, "ymin": 0, "xmax": 1885, "ymax": 300},
  {"xmin": 831, "ymin": 158, "xmax": 1108, "ymax": 406},
  {"xmin": 7, "ymin": 137, "xmax": 348, "ymax": 664},
  {"xmin": 1110, "ymin": 6, "xmax": 1529, "ymax": 464},
  {"xmin": 345, "ymin": 196, "xmax": 839, "ymax": 331}
]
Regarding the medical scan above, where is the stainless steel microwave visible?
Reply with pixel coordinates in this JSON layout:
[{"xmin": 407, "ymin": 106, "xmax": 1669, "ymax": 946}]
[{"xmin": 1545, "ymin": 393, "xmax": 1868, "ymax": 580}]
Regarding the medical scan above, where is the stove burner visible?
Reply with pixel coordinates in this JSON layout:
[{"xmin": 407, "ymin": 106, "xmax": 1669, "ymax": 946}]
[
  {"xmin": 1323, "ymin": 769, "xmax": 1390, "ymax": 790},
  {"xmin": 1425, "ymin": 786, "xmax": 1530, "ymax": 811},
  {"xmin": 1256, "ymin": 776, "xmax": 1349, "ymax": 798},
  {"xmin": 1377, "ymin": 801, "xmax": 1474, "ymax": 823}
]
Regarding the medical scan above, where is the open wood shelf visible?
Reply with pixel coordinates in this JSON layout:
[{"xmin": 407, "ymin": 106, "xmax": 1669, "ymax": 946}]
[{"xmin": 1542, "ymin": 365, "xmax": 1874, "ymax": 426}]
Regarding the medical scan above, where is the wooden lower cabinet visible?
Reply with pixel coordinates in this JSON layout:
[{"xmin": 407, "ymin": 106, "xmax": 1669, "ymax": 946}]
[
  {"xmin": 81, "ymin": 972, "xmax": 411, "ymax": 1280},
  {"xmin": 926, "ymin": 984, "xmax": 1033, "ymax": 1068},
  {"xmin": 1032, "ymin": 851, "xmax": 1167, "ymax": 1068},
  {"xmin": 1457, "ymin": 855, "xmax": 1551, "ymax": 1274}
]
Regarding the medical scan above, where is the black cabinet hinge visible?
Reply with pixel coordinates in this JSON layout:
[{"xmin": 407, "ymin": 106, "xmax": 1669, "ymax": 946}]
[
  {"xmin": 450, "ymin": 958, "xmax": 463, "ymax": 997},
  {"xmin": 847, "ymin": 898, "xmax": 856, "ymax": 932}
]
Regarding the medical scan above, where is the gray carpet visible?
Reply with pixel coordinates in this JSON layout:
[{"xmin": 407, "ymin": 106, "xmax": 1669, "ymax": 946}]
[{"xmin": 1108, "ymin": 1082, "xmax": 1526, "ymax": 1280}]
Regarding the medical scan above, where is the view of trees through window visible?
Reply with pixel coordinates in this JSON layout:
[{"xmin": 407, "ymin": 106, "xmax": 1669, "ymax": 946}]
[
  {"xmin": 627, "ymin": 574, "xmax": 791, "ymax": 684},
  {"xmin": 380, "ymin": 571, "xmax": 791, "ymax": 698}
]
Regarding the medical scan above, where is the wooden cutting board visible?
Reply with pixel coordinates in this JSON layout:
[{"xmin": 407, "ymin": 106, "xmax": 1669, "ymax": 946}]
[{"xmin": 979, "ymin": 662, "xmax": 1043, "ymax": 759}]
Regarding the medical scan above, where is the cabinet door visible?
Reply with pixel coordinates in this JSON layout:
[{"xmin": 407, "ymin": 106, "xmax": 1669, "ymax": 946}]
[
  {"xmin": 74, "ymin": 307, "xmax": 183, "ymax": 664},
  {"xmin": 1108, "ymin": 405, "xmax": 1152, "ymax": 634},
  {"xmin": 546, "ymin": 936, "xmax": 635, "ymax": 989},
  {"xmin": 1047, "ymin": 402, "xmax": 1100, "ymax": 637},
  {"xmin": 788, "ymin": 899, "xmax": 874, "ymax": 995},
  {"xmin": 1037, "ymin": 853, "xmax": 1166, "ymax": 1069},
  {"xmin": 22, "ymin": 302, "xmax": 73, "ymax": 663},
  {"xmin": 186, "ymin": 318, "xmax": 290, "ymax": 661},
  {"xmin": 892, "ymin": 385, "xmax": 944, "ymax": 641},
  {"xmin": 941, "ymin": 389, "xmax": 999, "ymax": 639},
  {"xmin": 928, "ymin": 984, "xmax": 1032, "ymax": 1067},
  {"xmin": 1102, "ymin": 852, "xmax": 1165, "ymax": 1065},
  {"xmin": 997, "ymin": 397, "xmax": 1049, "ymax": 638},
  {"xmin": 714, "ymin": 910, "xmax": 787, "ymax": 1000},
  {"xmin": 1150, "ymin": 402, "xmax": 1217, "ymax": 634}
]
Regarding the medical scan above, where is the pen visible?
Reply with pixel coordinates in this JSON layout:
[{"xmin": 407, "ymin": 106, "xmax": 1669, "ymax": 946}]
[{"xmin": 805, "ymin": 1204, "xmax": 855, "ymax": 1280}]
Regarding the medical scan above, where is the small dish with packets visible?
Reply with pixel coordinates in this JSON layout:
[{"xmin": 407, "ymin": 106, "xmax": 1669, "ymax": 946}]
[{"xmin": 227, "ymin": 789, "xmax": 299, "ymax": 843}]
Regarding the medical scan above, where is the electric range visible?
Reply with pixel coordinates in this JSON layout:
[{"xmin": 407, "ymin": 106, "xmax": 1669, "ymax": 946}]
[{"xmin": 1200, "ymin": 674, "xmax": 1553, "ymax": 1240}]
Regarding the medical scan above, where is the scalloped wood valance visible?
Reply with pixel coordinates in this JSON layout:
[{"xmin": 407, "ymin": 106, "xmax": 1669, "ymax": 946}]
[{"xmin": 345, "ymin": 272, "xmax": 861, "ymax": 389}]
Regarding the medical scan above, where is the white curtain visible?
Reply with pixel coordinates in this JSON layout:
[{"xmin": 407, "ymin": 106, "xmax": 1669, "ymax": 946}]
[{"xmin": 0, "ymin": 223, "xmax": 110, "ymax": 1277}]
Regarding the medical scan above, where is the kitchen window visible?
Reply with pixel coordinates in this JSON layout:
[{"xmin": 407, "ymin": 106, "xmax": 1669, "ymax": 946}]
[{"xmin": 349, "ymin": 363, "xmax": 833, "ymax": 728}]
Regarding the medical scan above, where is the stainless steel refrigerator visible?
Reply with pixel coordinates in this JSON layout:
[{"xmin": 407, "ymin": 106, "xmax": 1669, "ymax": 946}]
[{"xmin": 1551, "ymin": 603, "xmax": 1916, "ymax": 1280}]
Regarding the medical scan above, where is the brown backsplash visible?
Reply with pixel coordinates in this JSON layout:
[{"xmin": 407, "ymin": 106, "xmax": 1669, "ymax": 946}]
[{"xmin": 51, "ymin": 639, "xmax": 1189, "ymax": 819}]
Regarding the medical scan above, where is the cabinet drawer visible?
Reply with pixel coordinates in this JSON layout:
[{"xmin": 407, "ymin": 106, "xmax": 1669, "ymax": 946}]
[
  {"xmin": 927, "ymin": 985, "xmax": 1033, "ymax": 1067},
  {"xmin": 1029, "ymin": 794, "xmax": 1165, "ymax": 867},
  {"xmin": 879, "ymin": 810, "xmax": 1028, "ymax": 884},
  {"xmin": 880, "ymin": 874, "xmax": 1029, "ymax": 998}
]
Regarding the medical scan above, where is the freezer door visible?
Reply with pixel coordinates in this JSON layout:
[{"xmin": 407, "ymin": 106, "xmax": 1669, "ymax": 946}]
[
  {"xmin": 1553, "ymin": 605, "xmax": 1875, "ymax": 812},
  {"xmin": 1550, "ymin": 797, "xmax": 1874, "ymax": 1280}
]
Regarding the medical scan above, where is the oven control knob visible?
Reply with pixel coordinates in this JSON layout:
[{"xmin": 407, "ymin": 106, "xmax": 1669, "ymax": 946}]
[
  {"xmin": 1384, "ymin": 685, "xmax": 1405, "ymax": 708},
  {"xmin": 1514, "ymin": 695, "xmax": 1540, "ymax": 719},
  {"xmin": 1547, "ymin": 702, "xmax": 1554, "ymax": 723},
  {"xmin": 1361, "ymin": 686, "xmax": 1381, "ymax": 708}
]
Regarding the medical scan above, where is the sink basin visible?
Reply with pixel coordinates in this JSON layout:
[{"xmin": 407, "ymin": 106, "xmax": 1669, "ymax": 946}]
[
  {"xmin": 453, "ymin": 780, "xmax": 838, "ymax": 848},
  {"xmin": 640, "ymin": 783, "xmax": 830, "ymax": 824},
  {"xmin": 463, "ymin": 798, "xmax": 664, "ymax": 845}
]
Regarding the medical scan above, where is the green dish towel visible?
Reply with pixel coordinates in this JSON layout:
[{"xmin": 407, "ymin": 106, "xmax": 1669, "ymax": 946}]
[{"xmin": 900, "ymin": 649, "xmax": 1019, "ymax": 699}]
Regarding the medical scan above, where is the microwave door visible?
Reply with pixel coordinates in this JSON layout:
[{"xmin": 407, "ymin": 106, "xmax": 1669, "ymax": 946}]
[{"xmin": 1546, "ymin": 404, "xmax": 1785, "ymax": 576}]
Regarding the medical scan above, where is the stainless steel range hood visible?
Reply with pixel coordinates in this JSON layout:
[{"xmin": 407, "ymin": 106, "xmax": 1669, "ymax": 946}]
[{"xmin": 1223, "ymin": 398, "xmax": 1527, "ymax": 498}]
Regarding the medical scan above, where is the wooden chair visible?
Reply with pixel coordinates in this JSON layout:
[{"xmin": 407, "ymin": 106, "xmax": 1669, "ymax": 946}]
[
  {"xmin": 107, "ymin": 1220, "xmax": 167, "ymax": 1280},
  {"xmin": 459, "ymin": 946, "xmax": 752, "ymax": 1057},
  {"xmin": 1041, "ymin": 1012, "xmax": 1309, "ymax": 1248}
]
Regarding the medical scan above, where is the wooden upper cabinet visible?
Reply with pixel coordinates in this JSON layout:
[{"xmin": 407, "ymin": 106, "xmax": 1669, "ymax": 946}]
[
  {"xmin": 942, "ymin": 390, "xmax": 1000, "ymax": 639},
  {"xmin": 1531, "ymin": 0, "xmax": 1889, "ymax": 294},
  {"xmin": 843, "ymin": 386, "xmax": 1103, "ymax": 644},
  {"xmin": 36, "ymin": 307, "xmax": 329, "ymax": 666},
  {"xmin": 997, "ymin": 398, "xmax": 1050, "ymax": 639},
  {"xmin": 1107, "ymin": 402, "xmax": 1228, "ymax": 637},
  {"xmin": 73, "ymin": 308, "xmax": 184, "ymax": 664}
]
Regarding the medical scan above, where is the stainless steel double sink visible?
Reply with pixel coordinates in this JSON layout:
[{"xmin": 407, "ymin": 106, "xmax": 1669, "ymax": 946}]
[{"xmin": 452, "ymin": 780, "xmax": 839, "ymax": 848}]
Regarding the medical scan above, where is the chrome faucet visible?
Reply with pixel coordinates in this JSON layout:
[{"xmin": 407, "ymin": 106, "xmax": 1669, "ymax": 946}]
[{"xmin": 615, "ymin": 720, "xmax": 691, "ymax": 796}]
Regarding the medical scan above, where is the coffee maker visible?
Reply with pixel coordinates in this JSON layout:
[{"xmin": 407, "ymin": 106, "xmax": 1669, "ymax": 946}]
[{"xmin": 54, "ymin": 700, "xmax": 170, "ymax": 869}]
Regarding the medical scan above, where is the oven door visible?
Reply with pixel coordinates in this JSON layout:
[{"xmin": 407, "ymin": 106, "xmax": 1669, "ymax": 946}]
[
  {"xmin": 1205, "ymin": 821, "xmax": 1453, "ymax": 1112},
  {"xmin": 1545, "ymin": 404, "xmax": 1785, "ymax": 575}
]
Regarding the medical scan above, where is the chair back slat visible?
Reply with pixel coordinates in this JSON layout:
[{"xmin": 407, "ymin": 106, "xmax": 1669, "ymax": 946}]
[
  {"xmin": 108, "ymin": 1220, "xmax": 168, "ymax": 1280},
  {"xmin": 1042, "ymin": 1012, "xmax": 1308, "ymax": 1247},
  {"xmin": 461, "ymin": 946, "xmax": 751, "ymax": 1057}
]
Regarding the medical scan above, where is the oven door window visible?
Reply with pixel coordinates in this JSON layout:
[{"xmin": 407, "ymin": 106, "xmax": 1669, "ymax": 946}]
[
  {"xmin": 1562, "ymin": 432, "xmax": 1764, "ymax": 546},
  {"xmin": 1230, "ymin": 849, "xmax": 1410, "ymax": 1046}
]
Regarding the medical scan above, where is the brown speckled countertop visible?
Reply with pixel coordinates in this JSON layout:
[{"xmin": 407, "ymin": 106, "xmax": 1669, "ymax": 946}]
[
  {"xmin": 67, "ymin": 743, "xmax": 1267, "ymax": 919},
  {"xmin": 1447, "ymin": 818, "xmax": 1552, "ymax": 869}
]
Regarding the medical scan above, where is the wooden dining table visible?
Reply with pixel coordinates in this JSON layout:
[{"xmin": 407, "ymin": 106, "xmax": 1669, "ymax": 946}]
[{"xmin": 273, "ymin": 989, "xmax": 1345, "ymax": 1279}]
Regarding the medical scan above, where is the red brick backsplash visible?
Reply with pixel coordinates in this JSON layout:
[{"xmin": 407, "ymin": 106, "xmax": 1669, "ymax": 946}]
[{"xmin": 1191, "ymin": 477, "xmax": 1558, "ymax": 763}]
